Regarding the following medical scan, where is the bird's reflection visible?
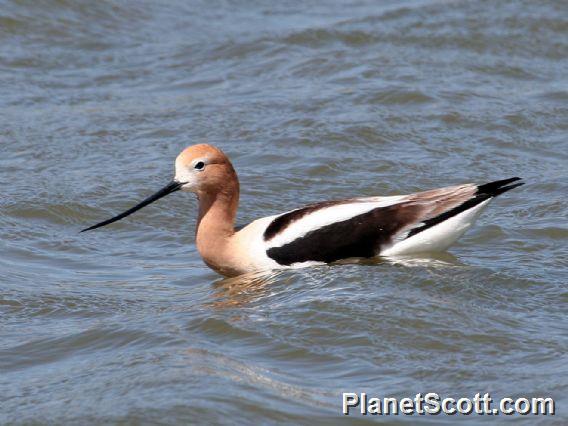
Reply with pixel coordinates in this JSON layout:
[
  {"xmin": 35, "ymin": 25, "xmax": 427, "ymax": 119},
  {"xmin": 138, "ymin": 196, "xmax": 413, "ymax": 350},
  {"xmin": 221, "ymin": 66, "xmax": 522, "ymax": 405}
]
[
  {"xmin": 331, "ymin": 251, "xmax": 463, "ymax": 268},
  {"xmin": 382, "ymin": 251, "xmax": 464, "ymax": 267},
  {"xmin": 206, "ymin": 252, "xmax": 463, "ymax": 309},
  {"xmin": 207, "ymin": 269, "xmax": 286, "ymax": 309}
]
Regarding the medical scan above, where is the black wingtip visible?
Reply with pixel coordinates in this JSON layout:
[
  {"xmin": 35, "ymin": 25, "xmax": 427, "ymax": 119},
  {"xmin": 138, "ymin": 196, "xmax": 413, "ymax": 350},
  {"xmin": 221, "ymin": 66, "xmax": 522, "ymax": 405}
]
[
  {"xmin": 477, "ymin": 177, "xmax": 524, "ymax": 197},
  {"xmin": 405, "ymin": 177, "xmax": 524, "ymax": 240}
]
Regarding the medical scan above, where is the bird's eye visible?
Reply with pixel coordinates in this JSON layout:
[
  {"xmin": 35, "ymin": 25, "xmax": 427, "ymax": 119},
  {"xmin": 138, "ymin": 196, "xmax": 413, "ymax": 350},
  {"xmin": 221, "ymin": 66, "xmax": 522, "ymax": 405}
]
[{"xmin": 194, "ymin": 161, "xmax": 205, "ymax": 171}]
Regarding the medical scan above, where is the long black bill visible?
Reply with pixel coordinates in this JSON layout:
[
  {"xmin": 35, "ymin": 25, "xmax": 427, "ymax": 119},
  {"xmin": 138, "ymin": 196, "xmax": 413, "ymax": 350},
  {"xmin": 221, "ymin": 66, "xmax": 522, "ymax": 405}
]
[{"xmin": 81, "ymin": 180, "xmax": 183, "ymax": 233}]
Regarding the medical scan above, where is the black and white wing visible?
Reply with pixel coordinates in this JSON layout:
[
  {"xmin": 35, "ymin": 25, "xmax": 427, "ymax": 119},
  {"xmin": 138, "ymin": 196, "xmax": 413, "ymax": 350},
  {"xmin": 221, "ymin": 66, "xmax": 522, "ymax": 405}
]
[{"xmin": 262, "ymin": 178, "xmax": 523, "ymax": 266}]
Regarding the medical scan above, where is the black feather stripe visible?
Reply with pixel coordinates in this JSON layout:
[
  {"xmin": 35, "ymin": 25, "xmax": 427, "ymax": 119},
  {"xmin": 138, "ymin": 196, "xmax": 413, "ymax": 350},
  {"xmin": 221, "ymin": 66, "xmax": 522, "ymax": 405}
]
[
  {"xmin": 406, "ymin": 177, "xmax": 524, "ymax": 239},
  {"xmin": 267, "ymin": 203, "xmax": 422, "ymax": 266},
  {"xmin": 476, "ymin": 177, "xmax": 522, "ymax": 196},
  {"xmin": 263, "ymin": 200, "xmax": 349, "ymax": 241}
]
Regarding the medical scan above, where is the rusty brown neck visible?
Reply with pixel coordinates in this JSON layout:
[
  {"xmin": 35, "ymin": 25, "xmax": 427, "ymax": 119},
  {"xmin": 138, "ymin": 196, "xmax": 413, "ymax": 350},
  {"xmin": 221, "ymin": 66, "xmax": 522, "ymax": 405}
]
[{"xmin": 194, "ymin": 175, "xmax": 240, "ymax": 270}]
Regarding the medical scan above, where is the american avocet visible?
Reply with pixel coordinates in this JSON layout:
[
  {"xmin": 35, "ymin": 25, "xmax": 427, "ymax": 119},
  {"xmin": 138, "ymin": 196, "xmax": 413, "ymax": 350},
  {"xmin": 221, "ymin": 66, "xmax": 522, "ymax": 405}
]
[{"xmin": 82, "ymin": 144, "xmax": 524, "ymax": 277}]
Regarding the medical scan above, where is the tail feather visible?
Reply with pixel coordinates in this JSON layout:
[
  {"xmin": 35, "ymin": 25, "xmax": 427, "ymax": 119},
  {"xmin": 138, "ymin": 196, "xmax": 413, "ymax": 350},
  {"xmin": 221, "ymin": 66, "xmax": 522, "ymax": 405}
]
[
  {"xmin": 406, "ymin": 177, "xmax": 524, "ymax": 239},
  {"xmin": 477, "ymin": 177, "xmax": 524, "ymax": 197}
]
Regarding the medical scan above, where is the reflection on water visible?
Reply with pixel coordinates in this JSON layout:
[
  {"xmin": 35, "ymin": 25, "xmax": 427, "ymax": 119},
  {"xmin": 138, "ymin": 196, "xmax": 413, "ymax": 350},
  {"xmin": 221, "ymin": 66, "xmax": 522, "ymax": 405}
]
[
  {"xmin": 208, "ymin": 270, "xmax": 286, "ymax": 309},
  {"xmin": 209, "ymin": 253, "xmax": 462, "ymax": 309},
  {"xmin": 382, "ymin": 252, "xmax": 464, "ymax": 268}
]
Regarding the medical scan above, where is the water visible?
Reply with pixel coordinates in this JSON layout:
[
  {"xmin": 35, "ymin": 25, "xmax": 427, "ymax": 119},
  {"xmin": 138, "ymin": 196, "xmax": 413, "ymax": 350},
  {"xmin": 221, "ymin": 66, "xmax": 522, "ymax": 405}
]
[{"xmin": 1, "ymin": 0, "xmax": 566, "ymax": 423}]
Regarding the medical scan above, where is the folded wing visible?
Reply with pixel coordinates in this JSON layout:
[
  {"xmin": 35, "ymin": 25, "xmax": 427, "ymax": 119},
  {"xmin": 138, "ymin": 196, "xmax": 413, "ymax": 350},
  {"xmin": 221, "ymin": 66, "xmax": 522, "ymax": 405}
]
[{"xmin": 264, "ymin": 178, "xmax": 523, "ymax": 265}]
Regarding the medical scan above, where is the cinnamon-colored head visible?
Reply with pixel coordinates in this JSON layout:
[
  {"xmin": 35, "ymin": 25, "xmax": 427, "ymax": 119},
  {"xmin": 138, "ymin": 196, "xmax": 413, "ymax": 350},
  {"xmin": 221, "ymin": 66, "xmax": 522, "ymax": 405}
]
[
  {"xmin": 174, "ymin": 144, "xmax": 237, "ymax": 195},
  {"xmin": 81, "ymin": 143, "xmax": 239, "ymax": 233}
]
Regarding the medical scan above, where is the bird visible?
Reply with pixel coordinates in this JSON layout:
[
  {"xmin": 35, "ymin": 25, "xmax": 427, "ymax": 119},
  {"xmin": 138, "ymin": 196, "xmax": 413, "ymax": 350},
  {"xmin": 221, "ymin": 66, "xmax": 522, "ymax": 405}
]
[{"xmin": 82, "ymin": 144, "xmax": 524, "ymax": 277}]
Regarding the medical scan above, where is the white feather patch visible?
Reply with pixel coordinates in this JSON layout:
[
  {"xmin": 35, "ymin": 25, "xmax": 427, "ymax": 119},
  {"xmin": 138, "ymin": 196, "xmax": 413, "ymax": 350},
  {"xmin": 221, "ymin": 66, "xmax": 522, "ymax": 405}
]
[
  {"xmin": 381, "ymin": 199, "xmax": 492, "ymax": 256},
  {"xmin": 267, "ymin": 196, "xmax": 405, "ymax": 248}
]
